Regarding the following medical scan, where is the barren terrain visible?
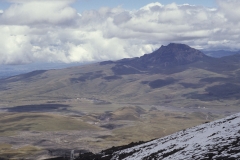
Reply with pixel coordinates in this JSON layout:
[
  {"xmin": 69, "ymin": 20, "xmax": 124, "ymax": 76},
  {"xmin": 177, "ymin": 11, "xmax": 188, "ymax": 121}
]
[
  {"xmin": 1, "ymin": 44, "xmax": 240, "ymax": 159},
  {"xmin": 0, "ymin": 100, "xmax": 227, "ymax": 159}
]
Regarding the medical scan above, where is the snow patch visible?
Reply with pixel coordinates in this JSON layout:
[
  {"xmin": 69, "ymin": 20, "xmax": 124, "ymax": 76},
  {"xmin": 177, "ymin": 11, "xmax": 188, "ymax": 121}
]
[{"xmin": 112, "ymin": 113, "xmax": 240, "ymax": 159}]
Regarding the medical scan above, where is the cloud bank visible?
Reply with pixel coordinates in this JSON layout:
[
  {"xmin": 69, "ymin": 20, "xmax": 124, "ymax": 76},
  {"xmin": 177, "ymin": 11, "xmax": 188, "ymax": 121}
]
[{"xmin": 0, "ymin": 0, "xmax": 239, "ymax": 64}]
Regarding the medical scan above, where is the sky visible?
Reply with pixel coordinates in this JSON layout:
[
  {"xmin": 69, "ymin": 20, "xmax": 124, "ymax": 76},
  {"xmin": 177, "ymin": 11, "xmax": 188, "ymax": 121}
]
[{"xmin": 0, "ymin": 0, "xmax": 239, "ymax": 65}]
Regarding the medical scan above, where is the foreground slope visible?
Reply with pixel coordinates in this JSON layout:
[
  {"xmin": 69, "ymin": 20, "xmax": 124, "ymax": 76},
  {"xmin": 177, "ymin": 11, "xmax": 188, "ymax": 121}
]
[
  {"xmin": 111, "ymin": 113, "xmax": 240, "ymax": 160},
  {"xmin": 76, "ymin": 113, "xmax": 240, "ymax": 160}
]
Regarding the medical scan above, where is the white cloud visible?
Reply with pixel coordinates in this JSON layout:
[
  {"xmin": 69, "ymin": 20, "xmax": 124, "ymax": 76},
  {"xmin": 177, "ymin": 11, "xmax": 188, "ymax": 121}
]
[
  {"xmin": 217, "ymin": 0, "xmax": 240, "ymax": 22},
  {"xmin": 1, "ymin": 1, "xmax": 77, "ymax": 25},
  {"xmin": 0, "ymin": 25, "xmax": 33, "ymax": 64},
  {"xmin": 140, "ymin": 2, "xmax": 164, "ymax": 11},
  {"xmin": 0, "ymin": 0, "xmax": 240, "ymax": 64}
]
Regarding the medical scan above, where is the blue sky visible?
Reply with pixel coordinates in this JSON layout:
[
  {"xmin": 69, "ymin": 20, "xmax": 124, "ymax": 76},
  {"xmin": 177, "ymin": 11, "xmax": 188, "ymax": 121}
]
[
  {"xmin": 0, "ymin": 0, "xmax": 239, "ymax": 64},
  {"xmin": 72, "ymin": 0, "xmax": 216, "ymax": 12},
  {"xmin": 0, "ymin": 0, "xmax": 216, "ymax": 12}
]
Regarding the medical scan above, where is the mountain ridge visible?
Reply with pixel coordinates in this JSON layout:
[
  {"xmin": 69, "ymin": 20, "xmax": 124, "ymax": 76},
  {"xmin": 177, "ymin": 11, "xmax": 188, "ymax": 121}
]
[
  {"xmin": 116, "ymin": 43, "xmax": 208, "ymax": 65},
  {"xmin": 103, "ymin": 43, "xmax": 211, "ymax": 73},
  {"xmin": 107, "ymin": 43, "xmax": 215, "ymax": 75},
  {"xmin": 138, "ymin": 43, "xmax": 208, "ymax": 66}
]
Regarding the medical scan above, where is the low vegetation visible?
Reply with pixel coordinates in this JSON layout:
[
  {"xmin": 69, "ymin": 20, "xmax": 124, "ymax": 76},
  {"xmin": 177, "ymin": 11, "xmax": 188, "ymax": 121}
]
[
  {"xmin": 0, "ymin": 143, "xmax": 40, "ymax": 159},
  {"xmin": 0, "ymin": 113, "xmax": 98, "ymax": 136}
]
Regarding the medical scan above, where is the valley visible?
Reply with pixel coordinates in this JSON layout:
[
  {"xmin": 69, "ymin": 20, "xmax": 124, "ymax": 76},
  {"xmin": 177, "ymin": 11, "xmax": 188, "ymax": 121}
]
[{"xmin": 0, "ymin": 102, "xmax": 223, "ymax": 159}]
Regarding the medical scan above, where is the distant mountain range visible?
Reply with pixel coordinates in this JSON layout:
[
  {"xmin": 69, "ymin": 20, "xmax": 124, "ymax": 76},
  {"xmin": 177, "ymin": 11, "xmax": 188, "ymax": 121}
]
[
  {"xmin": 73, "ymin": 112, "xmax": 240, "ymax": 159},
  {"xmin": 0, "ymin": 46, "xmax": 239, "ymax": 79},
  {"xmin": 0, "ymin": 62, "xmax": 86, "ymax": 79},
  {"xmin": 1, "ymin": 43, "xmax": 240, "ymax": 108},
  {"xmin": 202, "ymin": 50, "xmax": 240, "ymax": 58}
]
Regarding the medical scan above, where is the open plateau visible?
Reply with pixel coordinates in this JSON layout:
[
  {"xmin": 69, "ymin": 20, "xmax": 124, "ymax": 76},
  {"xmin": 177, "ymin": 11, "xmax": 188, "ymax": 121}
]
[{"xmin": 0, "ymin": 43, "xmax": 240, "ymax": 159}]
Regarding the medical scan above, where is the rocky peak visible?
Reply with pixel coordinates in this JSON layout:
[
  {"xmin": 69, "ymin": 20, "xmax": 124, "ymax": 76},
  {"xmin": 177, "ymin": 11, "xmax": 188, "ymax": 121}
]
[
  {"xmin": 140, "ymin": 43, "xmax": 207, "ymax": 66},
  {"xmin": 109, "ymin": 43, "xmax": 211, "ymax": 75}
]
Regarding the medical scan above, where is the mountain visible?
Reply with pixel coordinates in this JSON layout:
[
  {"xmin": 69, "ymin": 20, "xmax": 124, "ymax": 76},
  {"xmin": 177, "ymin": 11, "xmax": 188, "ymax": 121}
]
[
  {"xmin": 72, "ymin": 112, "xmax": 240, "ymax": 160},
  {"xmin": 128, "ymin": 43, "xmax": 208, "ymax": 66},
  {"xmin": 1, "ymin": 43, "xmax": 240, "ymax": 108},
  {"xmin": 105, "ymin": 43, "xmax": 211, "ymax": 75}
]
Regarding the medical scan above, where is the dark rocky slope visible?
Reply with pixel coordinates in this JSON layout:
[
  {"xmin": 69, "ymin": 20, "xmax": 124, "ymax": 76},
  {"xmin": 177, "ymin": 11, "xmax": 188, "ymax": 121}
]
[{"xmin": 108, "ymin": 43, "xmax": 212, "ymax": 75}]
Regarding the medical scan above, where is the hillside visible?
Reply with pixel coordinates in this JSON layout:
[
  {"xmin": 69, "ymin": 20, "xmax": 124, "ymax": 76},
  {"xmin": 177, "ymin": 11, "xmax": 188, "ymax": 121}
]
[{"xmin": 75, "ymin": 112, "xmax": 240, "ymax": 159}]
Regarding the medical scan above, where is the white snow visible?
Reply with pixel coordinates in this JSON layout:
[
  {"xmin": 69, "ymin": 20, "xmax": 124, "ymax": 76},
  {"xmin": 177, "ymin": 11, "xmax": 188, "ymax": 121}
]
[{"xmin": 112, "ymin": 113, "xmax": 240, "ymax": 160}]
